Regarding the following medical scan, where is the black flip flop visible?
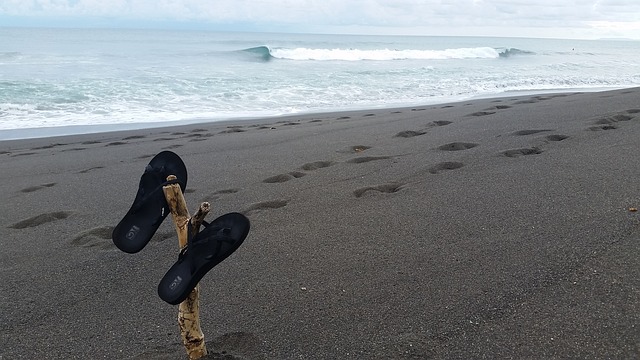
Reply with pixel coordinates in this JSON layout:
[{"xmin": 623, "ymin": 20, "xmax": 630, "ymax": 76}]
[
  {"xmin": 112, "ymin": 151, "xmax": 188, "ymax": 254},
  {"xmin": 157, "ymin": 212, "xmax": 250, "ymax": 305}
]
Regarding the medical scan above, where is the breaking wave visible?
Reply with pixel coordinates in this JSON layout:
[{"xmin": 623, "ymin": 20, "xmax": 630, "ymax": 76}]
[
  {"xmin": 240, "ymin": 46, "xmax": 534, "ymax": 61},
  {"xmin": 240, "ymin": 46, "xmax": 273, "ymax": 61},
  {"xmin": 498, "ymin": 48, "xmax": 536, "ymax": 58}
]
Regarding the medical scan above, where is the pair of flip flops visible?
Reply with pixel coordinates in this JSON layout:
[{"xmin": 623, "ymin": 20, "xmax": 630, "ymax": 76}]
[{"xmin": 112, "ymin": 151, "xmax": 250, "ymax": 305}]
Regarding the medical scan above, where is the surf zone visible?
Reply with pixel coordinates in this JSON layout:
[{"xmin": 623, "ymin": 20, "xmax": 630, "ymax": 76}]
[{"xmin": 240, "ymin": 46, "xmax": 534, "ymax": 61}]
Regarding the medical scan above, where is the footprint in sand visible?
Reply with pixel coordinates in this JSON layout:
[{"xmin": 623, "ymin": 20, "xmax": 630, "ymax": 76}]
[
  {"xmin": 501, "ymin": 148, "xmax": 543, "ymax": 157},
  {"xmin": 428, "ymin": 162, "xmax": 464, "ymax": 174},
  {"xmin": 182, "ymin": 133, "xmax": 203, "ymax": 138},
  {"xmin": 70, "ymin": 226, "xmax": 115, "ymax": 250},
  {"xmin": 263, "ymin": 172, "xmax": 307, "ymax": 183},
  {"xmin": 395, "ymin": 130, "xmax": 426, "ymax": 138},
  {"xmin": 512, "ymin": 129, "xmax": 553, "ymax": 136},
  {"xmin": 31, "ymin": 143, "xmax": 66, "ymax": 150},
  {"xmin": 353, "ymin": 183, "xmax": 404, "ymax": 198},
  {"xmin": 588, "ymin": 125, "xmax": 617, "ymax": 131},
  {"xmin": 105, "ymin": 141, "xmax": 127, "ymax": 146},
  {"xmin": 594, "ymin": 114, "xmax": 634, "ymax": 125},
  {"xmin": 512, "ymin": 98, "xmax": 540, "ymax": 105},
  {"xmin": 220, "ymin": 128, "xmax": 246, "ymax": 134},
  {"xmin": 20, "ymin": 183, "xmax": 56, "ymax": 193},
  {"xmin": 202, "ymin": 188, "xmax": 240, "ymax": 201},
  {"xmin": 545, "ymin": 134, "xmax": 569, "ymax": 142},
  {"xmin": 437, "ymin": 142, "xmax": 479, "ymax": 151},
  {"xmin": 8, "ymin": 211, "xmax": 73, "ymax": 229},
  {"xmin": 122, "ymin": 135, "xmax": 146, "ymax": 140},
  {"xmin": 215, "ymin": 188, "xmax": 240, "ymax": 195},
  {"xmin": 480, "ymin": 105, "xmax": 511, "ymax": 112},
  {"xmin": 244, "ymin": 200, "xmax": 288, "ymax": 214},
  {"xmin": 467, "ymin": 111, "xmax": 496, "ymax": 117},
  {"xmin": 430, "ymin": 120, "xmax": 453, "ymax": 127},
  {"xmin": 301, "ymin": 161, "xmax": 334, "ymax": 171}
]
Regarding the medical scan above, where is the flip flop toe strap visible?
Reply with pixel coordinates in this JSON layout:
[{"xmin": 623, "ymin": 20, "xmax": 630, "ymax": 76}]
[
  {"xmin": 203, "ymin": 231, "xmax": 234, "ymax": 260},
  {"xmin": 182, "ymin": 223, "xmax": 235, "ymax": 272},
  {"xmin": 130, "ymin": 174, "xmax": 180, "ymax": 213}
]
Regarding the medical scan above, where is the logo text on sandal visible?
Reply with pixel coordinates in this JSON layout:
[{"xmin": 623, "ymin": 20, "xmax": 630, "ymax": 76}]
[
  {"xmin": 169, "ymin": 276, "xmax": 183, "ymax": 291},
  {"xmin": 126, "ymin": 225, "xmax": 141, "ymax": 240}
]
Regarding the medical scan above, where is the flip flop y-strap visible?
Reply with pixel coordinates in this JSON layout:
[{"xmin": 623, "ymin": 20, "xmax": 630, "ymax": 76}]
[
  {"xmin": 129, "ymin": 168, "xmax": 181, "ymax": 214},
  {"xmin": 179, "ymin": 221, "xmax": 235, "ymax": 273}
]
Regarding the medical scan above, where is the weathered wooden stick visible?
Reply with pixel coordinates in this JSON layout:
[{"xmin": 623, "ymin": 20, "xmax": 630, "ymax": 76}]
[
  {"xmin": 163, "ymin": 176, "xmax": 190, "ymax": 240},
  {"xmin": 190, "ymin": 202, "xmax": 211, "ymax": 235},
  {"xmin": 162, "ymin": 175, "xmax": 209, "ymax": 360},
  {"xmin": 178, "ymin": 202, "xmax": 211, "ymax": 359}
]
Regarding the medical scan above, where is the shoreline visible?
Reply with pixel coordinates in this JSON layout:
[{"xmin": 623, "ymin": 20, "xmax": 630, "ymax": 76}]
[
  {"xmin": 1, "ymin": 86, "xmax": 632, "ymax": 142},
  {"xmin": 2, "ymin": 87, "xmax": 639, "ymax": 359}
]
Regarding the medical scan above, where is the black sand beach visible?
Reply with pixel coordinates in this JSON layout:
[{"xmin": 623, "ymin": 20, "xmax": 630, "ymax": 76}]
[{"xmin": 1, "ymin": 88, "xmax": 639, "ymax": 359}]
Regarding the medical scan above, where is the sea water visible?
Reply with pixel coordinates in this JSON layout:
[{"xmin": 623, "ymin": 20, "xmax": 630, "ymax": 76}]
[{"xmin": 1, "ymin": 27, "xmax": 639, "ymax": 138}]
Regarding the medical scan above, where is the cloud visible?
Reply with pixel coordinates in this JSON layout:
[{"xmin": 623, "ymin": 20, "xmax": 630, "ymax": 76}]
[{"xmin": 1, "ymin": 0, "xmax": 639, "ymax": 38}]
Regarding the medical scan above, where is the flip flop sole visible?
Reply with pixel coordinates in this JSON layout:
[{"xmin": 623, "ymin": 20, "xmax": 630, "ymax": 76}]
[
  {"xmin": 157, "ymin": 212, "xmax": 250, "ymax": 305},
  {"xmin": 112, "ymin": 151, "xmax": 188, "ymax": 253}
]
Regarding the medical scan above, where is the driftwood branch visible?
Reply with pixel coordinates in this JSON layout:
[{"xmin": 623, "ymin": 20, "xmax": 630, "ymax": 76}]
[
  {"xmin": 162, "ymin": 175, "xmax": 190, "ymax": 244},
  {"xmin": 163, "ymin": 175, "xmax": 209, "ymax": 360},
  {"xmin": 190, "ymin": 202, "xmax": 211, "ymax": 236}
]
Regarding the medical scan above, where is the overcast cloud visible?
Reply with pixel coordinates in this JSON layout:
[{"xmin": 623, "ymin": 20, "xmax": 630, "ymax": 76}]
[{"xmin": 1, "ymin": 0, "xmax": 639, "ymax": 39}]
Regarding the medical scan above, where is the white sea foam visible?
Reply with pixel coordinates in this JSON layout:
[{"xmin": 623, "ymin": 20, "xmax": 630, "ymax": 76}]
[
  {"xmin": 0, "ymin": 28, "xmax": 639, "ymax": 137},
  {"xmin": 269, "ymin": 46, "xmax": 501, "ymax": 61}
]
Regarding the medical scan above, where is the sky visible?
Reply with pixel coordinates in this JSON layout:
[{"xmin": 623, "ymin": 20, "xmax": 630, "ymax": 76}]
[{"xmin": 1, "ymin": 0, "xmax": 639, "ymax": 39}]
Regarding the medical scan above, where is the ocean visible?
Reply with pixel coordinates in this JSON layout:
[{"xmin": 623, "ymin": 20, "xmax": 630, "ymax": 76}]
[{"xmin": 1, "ymin": 27, "xmax": 639, "ymax": 139}]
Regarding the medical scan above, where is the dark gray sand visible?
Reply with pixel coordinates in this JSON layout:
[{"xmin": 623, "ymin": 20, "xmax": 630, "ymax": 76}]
[{"xmin": 1, "ymin": 88, "xmax": 639, "ymax": 359}]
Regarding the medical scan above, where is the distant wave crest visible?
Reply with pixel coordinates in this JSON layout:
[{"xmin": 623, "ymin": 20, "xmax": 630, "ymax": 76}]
[
  {"xmin": 239, "ymin": 46, "xmax": 535, "ymax": 61},
  {"xmin": 241, "ymin": 46, "xmax": 274, "ymax": 61},
  {"xmin": 498, "ymin": 48, "xmax": 535, "ymax": 58}
]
